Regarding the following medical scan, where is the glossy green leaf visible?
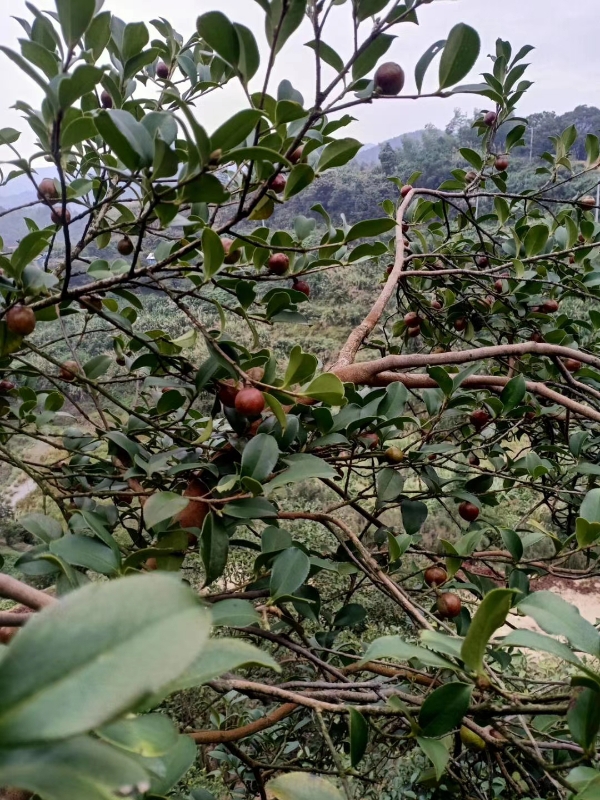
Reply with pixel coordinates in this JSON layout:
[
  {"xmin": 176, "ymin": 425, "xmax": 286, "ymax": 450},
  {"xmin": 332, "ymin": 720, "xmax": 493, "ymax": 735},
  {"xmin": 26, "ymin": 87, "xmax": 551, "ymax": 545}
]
[
  {"xmin": 361, "ymin": 635, "xmax": 458, "ymax": 670},
  {"xmin": 266, "ymin": 0, "xmax": 308, "ymax": 56},
  {"xmin": 417, "ymin": 736, "xmax": 450, "ymax": 781},
  {"xmin": 401, "ymin": 499, "xmax": 428, "ymax": 535},
  {"xmin": 171, "ymin": 638, "xmax": 279, "ymax": 692},
  {"xmin": 266, "ymin": 453, "xmax": 337, "ymax": 492},
  {"xmin": 201, "ymin": 512, "xmax": 229, "ymax": 587},
  {"xmin": 568, "ymin": 689, "xmax": 600, "ymax": 751},
  {"xmin": 268, "ymin": 772, "xmax": 345, "ymax": 800},
  {"xmin": 345, "ymin": 217, "xmax": 395, "ymax": 242},
  {"xmin": 98, "ymin": 714, "xmax": 178, "ymax": 757},
  {"xmin": 270, "ymin": 547, "xmax": 310, "ymax": 600},
  {"xmin": 500, "ymin": 375, "xmax": 526, "ymax": 413},
  {"xmin": 517, "ymin": 591, "xmax": 600, "ymax": 657},
  {"xmin": 241, "ymin": 433, "xmax": 280, "ymax": 483},
  {"xmin": 96, "ymin": 110, "xmax": 155, "ymax": 171},
  {"xmin": 303, "ymin": 373, "xmax": 345, "ymax": 405},
  {"xmin": 211, "ymin": 599, "xmax": 260, "ymax": 627},
  {"xmin": 305, "ymin": 40, "xmax": 344, "ymax": 73},
  {"xmin": 197, "ymin": 11, "xmax": 239, "ymax": 67},
  {"xmin": 210, "ymin": 109, "xmax": 263, "ymax": 153},
  {"xmin": 415, "ymin": 40, "xmax": 445, "ymax": 93},
  {"xmin": 144, "ymin": 491, "xmax": 189, "ymax": 529},
  {"xmin": 49, "ymin": 535, "xmax": 119, "ymax": 576},
  {"xmin": 318, "ymin": 138, "xmax": 362, "ymax": 171},
  {"xmin": 349, "ymin": 708, "xmax": 368, "ymax": 767},
  {"xmin": 461, "ymin": 589, "xmax": 514, "ymax": 674},
  {"xmin": 202, "ymin": 227, "xmax": 225, "ymax": 280},
  {"xmin": 352, "ymin": 34, "xmax": 395, "ymax": 80},
  {"xmin": 418, "ymin": 683, "xmax": 473, "ymax": 737},
  {"xmin": 56, "ymin": 0, "xmax": 95, "ymax": 47},
  {"xmin": 438, "ymin": 24, "xmax": 481, "ymax": 90}
]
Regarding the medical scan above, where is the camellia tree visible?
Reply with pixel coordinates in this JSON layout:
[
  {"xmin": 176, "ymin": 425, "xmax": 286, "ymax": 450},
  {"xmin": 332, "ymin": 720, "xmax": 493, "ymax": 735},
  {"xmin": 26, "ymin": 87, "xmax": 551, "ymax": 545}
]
[{"xmin": 3, "ymin": 0, "xmax": 600, "ymax": 798}]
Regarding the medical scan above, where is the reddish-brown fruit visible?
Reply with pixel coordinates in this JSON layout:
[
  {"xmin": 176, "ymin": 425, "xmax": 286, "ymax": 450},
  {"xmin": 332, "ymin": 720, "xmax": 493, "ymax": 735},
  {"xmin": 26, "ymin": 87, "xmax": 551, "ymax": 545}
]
[
  {"xmin": 145, "ymin": 557, "xmax": 159, "ymax": 571},
  {"xmin": 402, "ymin": 222, "xmax": 410, "ymax": 234},
  {"xmin": 235, "ymin": 387, "xmax": 265, "ymax": 417},
  {"xmin": 465, "ymin": 170, "xmax": 478, "ymax": 183},
  {"xmin": 470, "ymin": 409, "xmax": 491, "ymax": 430},
  {"xmin": 268, "ymin": 253, "xmax": 290, "ymax": 275},
  {"xmin": 293, "ymin": 279, "xmax": 310, "ymax": 297},
  {"xmin": 541, "ymin": 299, "xmax": 559, "ymax": 313},
  {"xmin": 117, "ymin": 236, "xmax": 134, "ymax": 256},
  {"xmin": 407, "ymin": 325, "xmax": 421, "ymax": 338},
  {"xmin": 374, "ymin": 62, "xmax": 405, "ymax": 95},
  {"xmin": 221, "ymin": 237, "xmax": 242, "ymax": 265},
  {"xmin": 483, "ymin": 110, "xmax": 497, "ymax": 127},
  {"xmin": 246, "ymin": 366, "xmax": 265, "ymax": 383},
  {"xmin": 579, "ymin": 195, "xmax": 596, "ymax": 209},
  {"xmin": 495, "ymin": 155, "xmax": 509, "ymax": 171},
  {"xmin": 38, "ymin": 178, "xmax": 58, "ymax": 201},
  {"xmin": 476, "ymin": 254, "xmax": 489, "ymax": 268},
  {"xmin": 116, "ymin": 356, "xmax": 126, "ymax": 367},
  {"xmin": 578, "ymin": 233, "xmax": 586, "ymax": 243},
  {"xmin": 100, "ymin": 90, "xmax": 113, "ymax": 109},
  {"xmin": 269, "ymin": 174, "xmax": 286, "ymax": 193},
  {"xmin": 494, "ymin": 279, "xmax": 504, "ymax": 292},
  {"xmin": 425, "ymin": 566, "xmax": 448, "ymax": 587},
  {"xmin": 51, "ymin": 206, "xmax": 71, "ymax": 226},
  {"xmin": 362, "ymin": 432, "xmax": 380, "ymax": 449},
  {"xmin": 289, "ymin": 146, "xmax": 305, "ymax": 164},
  {"xmin": 156, "ymin": 61, "xmax": 170, "ymax": 79},
  {"xmin": 437, "ymin": 592, "xmax": 462, "ymax": 619},
  {"xmin": 404, "ymin": 311, "xmax": 420, "ymax": 326},
  {"xmin": 217, "ymin": 379, "xmax": 240, "ymax": 408},
  {"xmin": 469, "ymin": 454, "xmax": 481, "ymax": 466},
  {"xmin": 431, "ymin": 299, "xmax": 443, "ymax": 310},
  {"xmin": 564, "ymin": 358, "xmax": 581, "ymax": 373},
  {"xmin": 6, "ymin": 305, "xmax": 36, "ymax": 336},
  {"xmin": 569, "ymin": 254, "xmax": 576, "ymax": 264},
  {"xmin": 386, "ymin": 264, "xmax": 393, "ymax": 276},
  {"xmin": 454, "ymin": 317, "xmax": 467, "ymax": 332},
  {"xmin": 59, "ymin": 361, "xmax": 80, "ymax": 382},
  {"xmin": 525, "ymin": 410, "xmax": 536, "ymax": 421},
  {"xmin": 0, "ymin": 380, "xmax": 15, "ymax": 393},
  {"xmin": 459, "ymin": 501, "xmax": 480, "ymax": 522},
  {"xmin": 176, "ymin": 478, "xmax": 209, "ymax": 534},
  {"xmin": 400, "ymin": 184, "xmax": 412, "ymax": 198}
]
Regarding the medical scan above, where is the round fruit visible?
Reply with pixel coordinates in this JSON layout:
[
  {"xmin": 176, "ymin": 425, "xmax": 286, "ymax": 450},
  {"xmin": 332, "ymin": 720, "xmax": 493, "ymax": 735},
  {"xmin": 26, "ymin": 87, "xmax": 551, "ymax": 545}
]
[
  {"xmin": 217, "ymin": 379, "xmax": 240, "ymax": 408},
  {"xmin": 424, "ymin": 566, "xmax": 448, "ymax": 587},
  {"xmin": 564, "ymin": 358, "xmax": 581, "ymax": 372},
  {"xmin": 156, "ymin": 61, "xmax": 169, "ymax": 79},
  {"xmin": 145, "ymin": 557, "xmax": 159, "ymax": 571},
  {"xmin": 0, "ymin": 380, "xmax": 15, "ymax": 393},
  {"xmin": 579, "ymin": 234, "xmax": 586, "ymax": 243},
  {"xmin": 374, "ymin": 62, "xmax": 405, "ymax": 96},
  {"xmin": 235, "ymin": 387, "xmax": 265, "ymax": 417},
  {"xmin": 269, "ymin": 174, "xmax": 286, "ymax": 193},
  {"xmin": 60, "ymin": 361, "xmax": 80, "ymax": 381},
  {"xmin": 176, "ymin": 478, "xmax": 209, "ymax": 533},
  {"xmin": 460, "ymin": 726, "xmax": 486, "ymax": 751},
  {"xmin": 579, "ymin": 195, "xmax": 596, "ymax": 209},
  {"xmin": 465, "ymin": 170, "xmax": 478, "ymax": 183},
  {"xmin": 268, "ymin": 253, "xmax": 290, "ymax": 275},
  {"xmin": 495, "ymin": 155, "xmax": 509, "ymax": 171},
  {"xmin": 117, "ymin": 236, "xmax": 134, "ymax": 256},
  {"xmin": 437, "ymin": 592, "xmax": 462, "ymax": 619},
  {"xmin": 470, "ymin": 409, "xmax": 490, "ymax": 430},
  {"xmin": 407, "ymin": 325, "xmax": 421, "ymax": 338},
  {"xmin": 454, "ymin": 317, "xmax": 467, "ymax": 332},
  {"xmin": 222, "ymin": 237, "xmax": 242, "ymax": 265},
  {"xmin": 402, "ymin": 222, "xmax": 410, "ymax": 234},
  {"xmin": 494, "ymin": 279, "xmax": 504, "ymax": 292},
  {"xmin": 51, "ymin": 206, "xmax": 71, "ymax": 226},
  {"xmin": 483, "ymin": 110, "xmax": 497, "ymax": 127},
  {"xmin": 100, "ymin": 90, "xmax": 113, "ymax": 109},
  {"xmin": 541, "ymin": 298, "xmax": 559, "ymax": 313},
  {"xmin": 569, "ymin": 254, "xmax": 576, "ymax": 264},
  {"xmin": 431, "ymin": 299, "xmax": 443, "ymax": 310},
  {"xmin": 385, "ymin": 446, "xmax": 405, "ymax": 463},
  {"xmin": 6, "ymin": 305, "xmax": 36, "ymax": 336},
  {"xmin": 293, "ymin": 279, "xmax": 310, "ymax": 297},
  {"xmin": 459, "ymin": 501, "xmax": 480, "ymax": 522},
  {"xmin": 289, "ymin": 146, "xmax": 305, "ymax": 164},
  {"xmin": 400, "ymin": 185, "xmax": 412, "ymax": 198},
  {"xmin": 530, "ymin": 332, "xmax": 543, "ymax": 343},
  {"xmin": 38, "ymin": 178, "xmax": 58, "ymax": 201},
  {"xmin": 476, "ymin": 254, "xmax": 489, "ymax": 268},
  {"xmin": 469, "ymin": 453, "xmax": 481, "ymax": 466},
  {"xmin": 362, "ymin": 432, "xmax": 380, "ymax": 449},
  {"xmin": 404, "ymin": 311, "xmax": 419, "ymax": 326}
]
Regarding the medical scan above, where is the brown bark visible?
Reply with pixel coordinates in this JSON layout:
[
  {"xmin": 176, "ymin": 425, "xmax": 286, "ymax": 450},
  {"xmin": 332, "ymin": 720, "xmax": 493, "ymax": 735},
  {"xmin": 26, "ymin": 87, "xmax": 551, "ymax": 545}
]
[{"xmin": 190, "ymin": 702, "xmax": 297, "ymax": 744}]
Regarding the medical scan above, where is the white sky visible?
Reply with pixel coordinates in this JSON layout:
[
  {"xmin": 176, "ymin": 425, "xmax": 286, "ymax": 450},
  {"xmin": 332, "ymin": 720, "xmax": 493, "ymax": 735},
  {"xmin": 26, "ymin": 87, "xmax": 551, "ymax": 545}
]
[{"xmin": 0, "ymin": 0, "xmax": 599, "ymax": 153}]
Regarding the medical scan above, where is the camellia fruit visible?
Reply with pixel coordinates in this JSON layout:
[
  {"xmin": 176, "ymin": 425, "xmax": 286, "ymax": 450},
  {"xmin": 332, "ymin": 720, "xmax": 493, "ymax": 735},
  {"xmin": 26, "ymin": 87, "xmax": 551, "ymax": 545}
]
[
  {"xmin": 374, "ymin": 62, "xmax": 405, "ymax": 96},
  {"xmin": 289, "ymin": 146, "xmax": 305, "ymax": 164},
  {"xmin": 564, "ymin": 358, "xmax": 581, "ymax": 372},
  {"xmin": 51, "ymin": 206, "xmax": 71, "ymax": 226},
  {"xmin": 483, "ymin": 110, "xmax": 497, "ymax": 126},
  {"xmin": 293, "ymin": 278, "xmax": 310, "ymax": 297},
  {"xmin": 176, "ymin": 478, "xmax": 209, "ymax": 535},
  {"xmin": 454, "ymin": 317, "xmax": 467, "ymax": 332},
  {"xmin": 235, "ymin": 387, "xmax": 265, "ymax": 417},
  {"xmin": 459, "ymin": 501, "xmax": 480, "ymax": 522},
  {"xmin": 6, "ymin": 305, "xmax": 36, "ymax": 336},
  {"xmin": 222, "ymin": 237, "xmax": 242, "ymax": 265},
  {"xmin": 400, "ymin": 184, "xmax": 412, "ymax": 198},
  {"xmin": 100, "ymin": 90, "xmax": 113, "ymax": 109},
  {"xmin": 495, "ymin": 155, "xmax": 509, "ymax": 171},
  {"xmin": 404, "ymin": 311, "xmax": 420, "ymax": 326},
  {"xmin": 437, "ymin": 592, "xmax": 462, "ymax": 618},
  {"xmin": 156, "ymin": 62, "xmax": 169, "ymax": 79},
  {"xmin": 385, "ymin": 446, "xmax": 405, "ymax": 463},
  {"xmin": 59, "ymin": 361, "xmax": 81, "ymax": 382},
  {"xmin": 470, "ymin": 409, "xmax": 491, "ymax": 430},
  {"xmin": 424, "ymin": 566, "xmax": 448, "ymax": 587},
  {"xmin": 217, "ymin": 379, "xmax": 240, "ymax": 408},
  {"xmin": 362, "ymin": 432, "xmax": 380, "ymax": 449},
  {"xmin": 540, "ymin": 298, "xmax": 559, "ymax": 313},
  {"xmin": 268, "ymin": 253, "xmax": 290, "ymax": 275},
  {"xmin": 117, "ymin": 236, "xmax": 134, "ymax": 256},
  {"xmin": 579, "ymin": 195, "xmax": 596, "ymax": 209},
  {"xmin": 38, "ymin": 178, "xmax": 58, "ymax": 201},
  {"xmin": 269, "ymin": 174, "xmax": 286, "ymax": 193}
]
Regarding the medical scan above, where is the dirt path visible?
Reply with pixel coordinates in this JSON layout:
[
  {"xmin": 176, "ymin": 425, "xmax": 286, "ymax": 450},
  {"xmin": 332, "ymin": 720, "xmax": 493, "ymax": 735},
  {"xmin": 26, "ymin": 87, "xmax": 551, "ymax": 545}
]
[{"xmin": 9, "ymin": 478, "xmax": 37, "ymax": 510}]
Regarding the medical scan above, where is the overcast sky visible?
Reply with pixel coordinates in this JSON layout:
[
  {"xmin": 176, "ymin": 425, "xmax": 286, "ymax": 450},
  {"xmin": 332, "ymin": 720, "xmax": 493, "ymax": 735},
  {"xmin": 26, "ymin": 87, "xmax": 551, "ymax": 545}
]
[{"xmin": 0, "ymin": 0, "xmax": 598, "ymax": 153}]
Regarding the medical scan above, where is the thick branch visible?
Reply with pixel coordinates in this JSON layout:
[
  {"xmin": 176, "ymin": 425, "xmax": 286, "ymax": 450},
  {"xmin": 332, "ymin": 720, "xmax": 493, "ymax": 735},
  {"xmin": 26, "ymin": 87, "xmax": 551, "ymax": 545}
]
[
  {"xmin": 190, "ymin": 703, "xmax": 297, "ymax": 744},
  {"xmin": 0, "ymin": 574, "xmax": 56, "ymax": 611}
]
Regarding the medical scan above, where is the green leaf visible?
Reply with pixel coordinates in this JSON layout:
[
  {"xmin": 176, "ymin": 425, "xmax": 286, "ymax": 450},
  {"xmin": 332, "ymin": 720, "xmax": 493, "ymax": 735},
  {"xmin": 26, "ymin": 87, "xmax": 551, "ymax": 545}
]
[
  {"xmin": 197, "ymin": 11, "xmax": 239, "ymax": 67},
  {"xmin": 461, "ymin": 589, "xmax": 514, "ymax": 675},
  {"xmin": 352, "ymin": 33, "xmax": 395, "ymax": 80},
  {"xmin": 501, "ymin": 629, "xmax": 583, "ymax": 667},
  {"xmin": 266, "ymin": 453, "xmax": 337, "ymax": 492},
  {"xmin": 201, "ymin": 513, "xmax": 229, "ymax": 587},
  {"xmin": 202, "ymin": 227, "xmax": 225, "ymax": 280},
  {"xmin": 349, "ymin": 708, "xmax": 368, "ymax": 767},
  {"xmin": 284, "ymin": 164, "xmax": 315, "ymax": 197},
  {"xmin": 524, "ymin": 223, "xmax": 549, "ymax": 257},
  {"xmin": 235, "ymin": 22, "xmax": 260, "ymax": 83},
  {"xmin": 401, "ymin": 499, "xmax": 428, "ymax": 535},
  {"xmin": 438, "ymin": 24, "xmax": 481, "ymax": 90},
  {"xmin": 20, "ymin": 513, "xmax": 63, "ymax": 543},
  {"xmin": 376, "ymin": 468, "xmax": 404, "ymax": 507},
  {"xmin": 0, "ymin": 574, "xmax": 210, "ymax": 745},
  {"xmin": 418, "ymin": 683, "xmax": 473, "ymax": 737},
  {"xmin": 62, "ymin": 115, "xmax": 97, "ymax": 148},
  {"xmin": 268, "ymin": 773, "xmax": 345, "ymax": 800},
  {"xmin": 415, "ymin": 40, "xmax": 445, "ymax": 94},
  {"xmin": 83, "ymin": 354, "xmax": 111, "ymax": 380},
  {"xmin": 500, "ymin": 375, "xmax": 526, "ymax": 413},
  {"xmin": 417, "ymin": 736, "xmax": 450, "ymax": 781},
  {"xmin": 345, "ymin": 217, "xmax": 395, "ymax": 242},
  {"xmin": 283, "ymin": 345, "xmax": 318, "ymax": 386},
  {"xmin": 223, "ymin": 497, "xmax": 278, "ymax": 518},
  {"xmin": 517, "ymin": 591, "xmax": 600, "ymax": 657},
  {"xmin": 318, "ymin": 138, "xmax": 362, "ymax": 171},
  {"xmin": 56, "ymin": 0, "xmax": 95, "ymax": 47},
  {"xmin": 149, "ymin": 735, "xmax": 197, "ymax": 795},
  {"xmin": 333, "ymin": 604, "xmax": 366, "ymax": 628},
  {"xmin": 241, "ymin": 433, "xmax": 280, "ymax": 483},
  {"xmin": 211, "ymin": 599, "xmax": 260, "ymax": 628},
  {"xmin": 49, "ymin": 535, "xmax": 119, "ymax": 576},
  {"xmin": 569, "ymin": 689, "xmax": 600, "ymax": 751},
  {"xmin": 305, "ymin": 40, "xmax": 344, "ymax": 73},
  {"xmin": 266, "ymin": 0, "xmax": 308, "ymax": 56},
  {"xmin": 98, "ymin": 714, "xmax": 178, "ymax": 757},
  {"xmin": 210, "ymin": 109, "xmax": 263, "ymax": 153},
  {"xmin": 303, "ymin": 373, "xmax": 345, "ymax": 405},
  {"xmin": 580, "ymin": 488, "xmax": 600, "ymax": 523},
  {"xmin": 270, "ymin": 547, "xmax": 310, "ymax": 600},
  {"xmin": 144, "ymin": 491, "xmax": 189, "ymax": 529},
  {"xmin": 170, "ymin": 638, "xmax": 279, "ymax": 692},
  {"xmin": 0, "ymin": 127, "xmax": 21, "ymax": 145},
  {"xmin": 11, "ymin": 230, "xmax": 52, "ymax": 275},
  {"xmin": 96, "ymin": 110, "xmax": 155, "ymax": 171},
  {"xmin": 361, "ymin": 636, "xmax": 458, "ymax": 670},
  {"xmin": 121, "ymin": 21, "xmax": 149, "ymax": 61},
  {"xmin": 500, "ymin": 529, "xmax": 523, "ymax": 562}
]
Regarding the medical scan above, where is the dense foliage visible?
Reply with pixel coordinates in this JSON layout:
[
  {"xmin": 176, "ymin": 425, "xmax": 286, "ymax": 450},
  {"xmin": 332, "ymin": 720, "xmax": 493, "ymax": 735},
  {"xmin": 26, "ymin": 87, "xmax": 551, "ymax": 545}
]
[{"xmin": 1, "ymin": 2, "xmax": 600, "ymax": 800}]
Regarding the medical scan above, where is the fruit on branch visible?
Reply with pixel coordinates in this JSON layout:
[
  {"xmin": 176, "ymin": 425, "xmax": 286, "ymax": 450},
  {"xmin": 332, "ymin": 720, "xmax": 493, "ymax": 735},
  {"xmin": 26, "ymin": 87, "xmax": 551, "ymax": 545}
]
[
  {"xmin": 268, "ymin": 253, "xmax": 290, "ymax": 275},
  {"xmin": 579, "ymin": 195, "xmax": 596, "ymax": 209},
  {"xmin": 475, "ymin": 254, "xmax": 489, "ymax": 268},
  {"xmin": 385, "ymin": 446, "xmax": 405, "ymax": 463},
  {"xmin": 374, "ymin": 62, "xmax": 405, "ymax": 95},
  {"xmin": 289, "ymin": 146, "xmax": 305, "ymax": 164},
  {"xmin": 459, "ymin": 501, "xmax": 480, "ymax": 522},
  {"xmin": 454, "ymin": 317, "xmax": 467, "ymax": 332},
  {"xmin": 78, "ymin": 295, "xmax": 102, "ymax": 312},
  {"xmin": 483, "ymin": 110, "xmax": 497, "ymax": 126},
  {"xmin": 494, "ymin": 155, "xmax": 509, "ymax": 171},
  {"xmin": 217, "ymin": 379, "xmax": 240, "ymax": 408},
  {"xmin": 100, "ymin": 90, "xmax": 113, "ymax": 109},
  {"xmin": 400, "ymin": 185, "xmax": 412, "ymax": 198},
  {"xmin": 6, "ymin": 305, "xmax": 36, "ymax": 336},
  {"xmin": 540, "ymin": 299, "xmax": 559, "ymax": 313},
  {"xmin": 569, "ymin": 253, "xmax": 576, "ymax": 264},
  {"xmin": 145, "ymin": 557, "xmax": 158, "ymax": 571},
  {"xmin": 176, "ymin": 478, "xmax": 210, "ymax": 537},
  {"xmin": 437, "ymin": 592, "xmax": 462, "ymax": 618},
  {"xmin": 579, "ymin": 233, "xmax": 586, "ymax": 243},
  {"xmin": 59, "ymin": 361, "xmax": 81, "ymax": 381},
  {"xmin": 424, "ymin": 566, "xmax": 448, "ymax": 587},
  {"xmin": 222, "ymin": 237, "xmax": 242, "ymax": 265},
  {"xmin": 530, "ymin": 331, "xmax": 544, "ymax": 343},
  {"xmin": 235, "ymin": 387, "xmax": 265, "ymax": 417},
  {"xmin": 407, "ymin": 325, "xmax": 421, "ymax": 338},
  {"xmin": 469, "ymin": 453, "xmax": 481, "ymax": 466},
  {"xmin": 268, "ymin": 174, "xmax": 286, "ymax": 193},
  {"xmin": 362, "ymin": 432, "xmax": 380, "ymax": 449},
  {"xmin": 51, "ymin": 206, "xmax": 71, "ymax": 226},
  {"xmin": 470, "ymin": 409, "xmax": 490, "ymax": 430},
  {"xmin": 404, "ymin": 311, "xmax": 420, "ymax": 326},
  {"xmin": 465, "ymin": 170, "xmax": 478, "ymax": 183},
  {"xmin": 460, "ymin": 726, "xmax": 487, "ymax": 751},
  {"xmin": 292, "ymin": 278, "xmax": 310, "ymax": 297},
  {"xmin": 37, "ymin": 178, "xmax": 58, "ymax": 201},
  {"xmin": 156, "ymin": 61, "xmax": 169, "ymax": 79},
  {"xmin": 564, "ymin": 358, "xmax": 582, "ymax": 372},
  {"xmin": 117, "ymin": 236, "xmax": 134, "ymax": 256},
  {"xmin": 0, "ymin": 380, "xmax": 15, "ymax": 393},
  {"xmin": 431, "ymin": 299, "xmax": 443, "ymax": 310},
  {"xmin": 246, "ymin": 366, "xmax": 265, "ymax": 382}
]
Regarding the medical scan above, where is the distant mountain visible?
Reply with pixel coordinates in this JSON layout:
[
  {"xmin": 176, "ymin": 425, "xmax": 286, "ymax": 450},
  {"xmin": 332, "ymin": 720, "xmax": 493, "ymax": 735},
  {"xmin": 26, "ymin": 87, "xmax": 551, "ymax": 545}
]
[{"xmin": 354, "ymin": 128, "xmax": 434, "ymax": 166}]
